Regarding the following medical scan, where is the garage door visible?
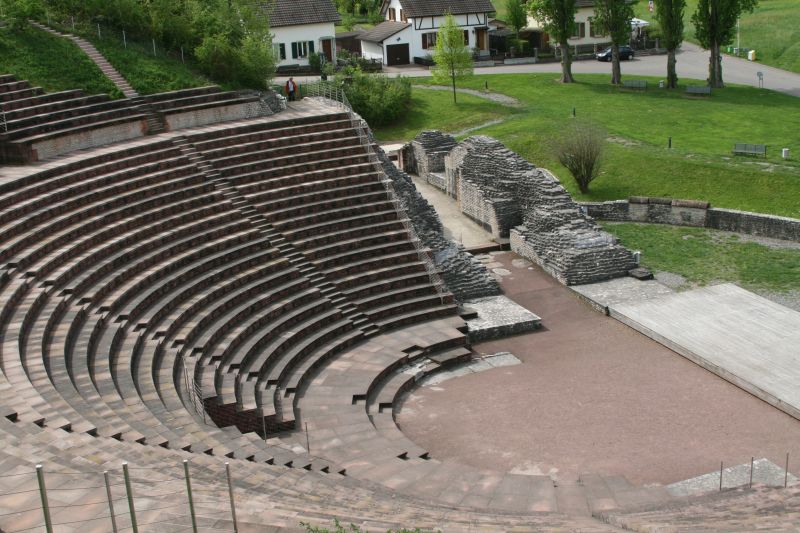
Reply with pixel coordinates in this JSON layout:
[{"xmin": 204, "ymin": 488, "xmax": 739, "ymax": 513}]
[{"xmin": 386, "ymin": 44, "xmax": 410, "ymax": 66}]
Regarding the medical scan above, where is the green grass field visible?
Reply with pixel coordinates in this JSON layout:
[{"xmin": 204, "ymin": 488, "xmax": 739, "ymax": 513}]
[
  {"xmin": 373, "ymin": 74, "xmax": 800, "ymax": 218},
  {"xmin": 0, "ymin": 25, "xmax": 120, "ymax": 96},
  {"xmin": 602, "ymin": 223, "xmax": 800, "ymax": 293}
]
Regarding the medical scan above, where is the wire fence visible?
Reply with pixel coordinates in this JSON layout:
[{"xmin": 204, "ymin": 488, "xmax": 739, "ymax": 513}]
[
  {"xmin": 304, "ymin": 81, "xmax": 448, "ymax": 305},
  {"xmin": 0, "ymin": 460, "xmax": 243, "ymax": 533}
]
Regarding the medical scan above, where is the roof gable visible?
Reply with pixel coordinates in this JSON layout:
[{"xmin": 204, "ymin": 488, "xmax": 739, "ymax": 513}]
[
  {"xmin": 360, "ymin": 21, "xmax": 411, "ymax": 43},
  {"xmin": 260, "ymin": 0, "xmax": 341, "ymax": 28},
  {"xmin": 383, "ymin": 0, "xmax": 496, "ymax": 19}
]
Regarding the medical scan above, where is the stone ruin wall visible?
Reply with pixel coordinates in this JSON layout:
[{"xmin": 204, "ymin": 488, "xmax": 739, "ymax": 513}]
[
  {"xmin": 371, "ymin": 135, "xmax": 501, "ymax": 302},
  {"xmin": 406, "ymin": 130, "xmax": 636, "ymax": 286},
  {"xmin": 406, "ymin": 131, "xmax": 457, "ymax": 195}
]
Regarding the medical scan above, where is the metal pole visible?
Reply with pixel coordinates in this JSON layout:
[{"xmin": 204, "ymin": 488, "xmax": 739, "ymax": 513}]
[
  {"xmin": 305, "ymin": 422, "xmax": 310, "ymax": 454},
  {"xmin": 97, "ymin": 23, "xmax": 101, "ymax": 39},
  {"xmin": 749, "ymin": 457, "xmax": 754, "ymax": 488},
  {"xmin": 123, "ymin": 30, "xmax": 127, "ymax": 49},
  {"xmin": 181, "ymin": 46, "xmax": 185, "ymax": 63},
  {"xmin": 35, "ymin": 465, "xmax": 54, "ymax": 533},
  {"xmin": 122, "ymin": 462, "xmax": 138, "ymax": 533},
  {"xmin": 786, "ymin": 452, "xmax": 790, "ymax": 488},
  {"xmin": 104, "ymin": 471, "xmax": 119, "ymax": 533},
  {"xmin": 71, "ymin": 16, "xmax": 75, "ymax": 32},
  {"xmin": 719, "ymin": 461, "xmax": 724, "ymax": 491},
  {"xmin": 183, "ymin": 460, "xmax": 198, "ymax": 533},
  {"xmin": 152, "ymin": 39, "xmax": 157, "ymax": 56},
  {"xmin": 225, "ymin": 462, "xmax": 238, "ymax": 533}
]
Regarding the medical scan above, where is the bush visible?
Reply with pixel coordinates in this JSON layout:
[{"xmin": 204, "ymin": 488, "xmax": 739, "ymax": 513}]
[
  {"xmin": 553, "ymin": 121, "xmax": 606, "ymax": 193},
  {"xmin": 1, "ymin": 0, "xmax": 45, "ymax": 29},
  {"xmin": 336, "ymin": 67, "xmax": 411, "ymax": 127},
  {"xmin": 195, "ymin": 33, "xmax": 238, "ymax": 82},
  {"xmin": 238, "ymin": 34, "xmax": 276, "ymax": 89},
  {"xmin": 308, "ymin": 51, "xmax": 324, "ymax": 73}
]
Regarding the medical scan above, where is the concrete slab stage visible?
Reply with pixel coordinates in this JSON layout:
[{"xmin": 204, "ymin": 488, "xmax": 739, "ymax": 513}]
[{"xmin": 611, "ymin": 283, "xmax": 800, "ymax": 422}]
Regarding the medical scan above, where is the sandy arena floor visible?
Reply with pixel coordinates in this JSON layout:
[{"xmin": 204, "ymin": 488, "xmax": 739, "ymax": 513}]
[{"xmin": 397, "ymin": 251, "xmax": 800, "ymax": 486}]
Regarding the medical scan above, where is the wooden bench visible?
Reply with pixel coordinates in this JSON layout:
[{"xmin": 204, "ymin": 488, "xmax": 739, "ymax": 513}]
[
  {"xmin": 622, "ymin": 79, "xmax": 647, "ymax": 90},
  {"xmin": 686, "ymin": 85, "xmax": 711, "ymax": 96},
  {"xmin": 732, "ymin": 143, "xmax": 767, "ymax": 158}
]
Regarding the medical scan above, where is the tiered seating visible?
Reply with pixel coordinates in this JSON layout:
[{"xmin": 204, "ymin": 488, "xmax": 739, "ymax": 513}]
[
  {"xmin": 143, "ymin": 85, "xmax": 263, "ymax": 115},
  {"xmin": 0, "ymin": 75, "xmax": 148, "ymax": 163}
]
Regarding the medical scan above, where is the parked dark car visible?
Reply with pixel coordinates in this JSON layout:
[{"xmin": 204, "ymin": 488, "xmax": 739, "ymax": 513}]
[{"xmin": 596, "ymin": 46, "xmax": 634, "ymax": 61}]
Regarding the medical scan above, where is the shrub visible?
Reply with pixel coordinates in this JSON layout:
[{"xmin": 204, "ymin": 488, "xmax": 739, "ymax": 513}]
[
  {"xmin": 308, "ymin": 51, "xmax": 324, "ymax": 73},
  {"xmin": 195, "ymin": 33, "xmax": 238, "ymax": 82},
  {"xmin": 553, "ymin": 121, "xmax": 606, "ymax": 193},
  {"xmin": 1, "ymin": 0, "xmax": 45, "ymax": 29},
  {"xmin": 238, "ymin": 34, "xmax": 276, "ymax": 89},
  {"xmin": 335, "ymin": 67, "xmax": 411, "ymax": 127}
]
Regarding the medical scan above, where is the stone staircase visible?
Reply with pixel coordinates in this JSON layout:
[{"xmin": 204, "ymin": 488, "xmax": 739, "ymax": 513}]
[{"xmin": 29, "ymin": 21, "xmax": 139, "ymax": 98}]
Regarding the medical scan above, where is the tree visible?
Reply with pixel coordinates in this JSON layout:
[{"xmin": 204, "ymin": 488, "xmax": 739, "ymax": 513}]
[
  {"xmin": 553, "ymin": 121, "xmax": 606, "ymax": 193},
  {"xmin": 692, "ymin": 0, "xmax": 758, "ymax": 88},
  {"xmin": 654, "ymin": 0, "xmax": 685, "ymax": 89},
  {"xmin": 431, "ymin": 13, "xmax": 474, "ymax": 103},
  {"xmin": 593, "ymin": 0, "xmax": 636, "ymax": 85},
  {"xmin": 506, "ymin": 0, "xmax": 528, "ymax": 38},
  {"xmin": 527, "ymin": 0, "xmax": 577, "ymax": 83},
  {"xmin": 0, "ymin": 0, "xmax": 45, "ymax": 30}
]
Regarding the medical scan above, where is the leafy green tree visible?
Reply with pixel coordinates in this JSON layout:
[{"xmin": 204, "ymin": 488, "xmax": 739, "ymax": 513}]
[
  {"xmin": 692, "ymin": 0, "xmax": 758, "ymax": 88},
  {"xmin": 1, "ymin": 0, "xmax": 45, "ymax": 30},
  {"xmin": 431, "ymin": 13, "xmax": 473, "ymax": 103},
  {"xmin": 506, "ymin": 0, "xmax": 528, "ymax": 38},
  {"xmin": 593, "ymin": 0, "xmax": 636, "ymax": 85},
  {"xmin": 654, "ymin": 0, "xmax": 685, "ymax": 88},
  {"xmin": 238, "ymin": 33, "xmax": 276, "ymax": 89},
  {"xmin": 527, "ymin": 0, "xmax": 577, "ymax": 83}
]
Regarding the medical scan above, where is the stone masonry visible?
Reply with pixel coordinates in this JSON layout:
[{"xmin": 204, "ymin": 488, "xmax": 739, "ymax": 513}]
[
  {"xmin": 374, "ymin": 140, "xmax": 501, "ymax": 302},
  {"xmin": 405, "ymin": 130, "xmax": 457, "ymax": 193},
  {"xmin": 407, "ymin": 130, "xmax": 636, "ymax": 286}
]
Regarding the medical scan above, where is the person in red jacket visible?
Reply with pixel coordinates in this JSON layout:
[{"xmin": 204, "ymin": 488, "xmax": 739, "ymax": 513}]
[{"xmin": 285, "ymin": 77, "xmax": 299, "ymax": 101}]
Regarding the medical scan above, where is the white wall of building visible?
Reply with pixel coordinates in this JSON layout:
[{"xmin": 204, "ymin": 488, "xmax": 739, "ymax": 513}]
[
  {"xmin": 526, "ymin": 7, "xmax": 611, "ymax": 47},
  {"xmin": 272, "ymin": 22, "xmax": 337, "ymax": 66},
  {"xmin": 361, "ymin": 40, "xmax": 385, "ymax": 62}
]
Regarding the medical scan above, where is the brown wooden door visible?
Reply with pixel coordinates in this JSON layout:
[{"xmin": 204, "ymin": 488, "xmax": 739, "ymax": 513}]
[
  {"xmin": 322, "ymin": 39, "xmax": 333, "ymax": 62},
  {"xmin": 386, "ymin": 44, "xmax": 410, "ymax": 65},
  {"xmin": 476, "ymin": 28, "xmax": 486, "ymax": 50}
]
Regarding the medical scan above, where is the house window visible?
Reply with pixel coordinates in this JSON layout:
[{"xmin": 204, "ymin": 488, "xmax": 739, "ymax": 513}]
[
  {"xmin": 291, "ymin": 40, "xmax": 315, "ymax": 59},
  {"xmin": 464, "ymin": 30, "xmax": 469, "ymax": 46},
  {"xmin": 400, "ymin": 9, "xmax": 406, "ymax": 22},
  {"xmin": 274, "ymin": 43, "xmax": 286, "ymax": 61},
  {"xmin": 422, "ymin": 32, "xmax": 437, "ymax": 50},
  {"xmin": 588, "ymin": 19, "xmax": 604, "ymax": 37},
  {"xmin": 572, "ymin": 22, "xmax": 586, "ymax": 39},
  {"xmin": 388, "ymin": 8, "xmax": 396, "ymax": 21}
]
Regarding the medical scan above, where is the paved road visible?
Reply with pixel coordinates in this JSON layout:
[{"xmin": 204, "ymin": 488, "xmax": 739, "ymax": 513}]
[{"xmin": 277, "ymin": 42, "xmax": 800, "ymax": 97}]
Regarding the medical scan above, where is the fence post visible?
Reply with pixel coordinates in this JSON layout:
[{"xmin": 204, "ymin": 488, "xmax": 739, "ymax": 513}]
[
  {"xmin": 181, "ymin": 47, "xmax": 185, "ymax": 63},
  {"xmin": 152, "ymin": 39, "xmax": 157, "ymax": 56},
  {"xmin": 123, "ymin": 30, "xmax": 127, "ymax": 49},
  {"xmin": 97, "ymin": 23, "xmax": 101, "ymax": 39},
  {"xmin": 104, "ymin": 470, "xmax": 119, "ymax": 533},
  {"xmin": 183, "ymin": 460, "xmax": 198, "ymax": 533},
  {"xmin": 71, "ymin": 16, "xmax": 75, "ymax": 31},
  {"xmin": 225, "ymin": 462, "xmax": 238, "ymax": 533},
  {"xmin": 122, "ymin": 462, "xmax": 138, "ymax": 533},
  {"xmin": 35, "ymin": 465, "xmax": 54, "ymax": 533}
]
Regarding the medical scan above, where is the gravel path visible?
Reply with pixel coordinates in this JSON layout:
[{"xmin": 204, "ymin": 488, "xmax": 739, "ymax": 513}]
[{"xmin": 411, "ymin": 84, "xmax": 523, "ymax": 106}]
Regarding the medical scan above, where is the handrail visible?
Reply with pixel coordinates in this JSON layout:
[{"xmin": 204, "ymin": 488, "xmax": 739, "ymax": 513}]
[{"xmin": 305, "ymin": 81, "xmax": 448, "ymax": 304}]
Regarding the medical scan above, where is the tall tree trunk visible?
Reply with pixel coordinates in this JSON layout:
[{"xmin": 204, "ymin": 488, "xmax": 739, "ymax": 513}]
[
  {"xmin": 559, "ymin": 40, "xmax": 574, "ymax": 83},
  {"xmin": 666, "ymin": 48, "xmax": 678, "ymax": 88},
  {"xmin": 451, "ymin": 69, "xmax": 457, "ymax": 103},
  {"xmin": 708, "ymin": 39, "xmax": 724, "ymax": 88},
  {"xmin": 611, "ymin": 43, "xmax": 621, "ymax": 85}
]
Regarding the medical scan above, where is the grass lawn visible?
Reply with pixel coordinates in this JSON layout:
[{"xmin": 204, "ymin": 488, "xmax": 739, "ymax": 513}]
[
  {"xmin": 602, "ymin": 222, "xmax": 800, "ymax": 293},
  {"xmin": 379, "ymin": 74, "xmax": 800, "ymax": 218},
  {"xmin": 90, "ymin": 37, "xmax": 213, "ymax": 95},
  {"xmin": 635, "ymin": 0, "xmax": 800, "ymax": 74},
  {"xmin": 0, "ymin": 25, "xmax": 120, "ymax": 96},
  {"xmin": 375, "ymin": 87, "xmax": 514, "ymax": 141}
]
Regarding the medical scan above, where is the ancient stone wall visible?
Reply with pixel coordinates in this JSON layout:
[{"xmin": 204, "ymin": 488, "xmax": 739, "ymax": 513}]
[
  {"xmin": 405, "ymin": 131, "xmax": 457, "ymax": 192},
  {"xmin": 408, "ymin": 130, "xmax": 636, "ymax": 286},
  {"xmin": 582, "ymin": 198, "xmax": 800, "ymax": 243},
  {"xmin": 372, "ymin": 140, "xmax": 501, "ymax": 302}
]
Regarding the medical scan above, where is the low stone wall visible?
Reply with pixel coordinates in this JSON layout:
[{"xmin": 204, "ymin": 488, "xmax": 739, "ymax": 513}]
[
  {"xmin": 583, "ymin": 197, "xmax": 800, "ymax": 242},
  {"xmin": 164, "ymin": 101, "xmax": 270, "ymax": 132},
  {"xmin": 504, "ymin": 57, "xmax": 538, "ymax": 65},
  {"xmin": 31, "ymin": 119, "xmax": 146, "ymax": 161}
]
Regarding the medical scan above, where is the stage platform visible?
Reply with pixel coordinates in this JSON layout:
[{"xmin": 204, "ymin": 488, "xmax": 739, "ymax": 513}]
[{"xmin": 609, "ymin": 283, "xmax": 800, "ymax": 421}]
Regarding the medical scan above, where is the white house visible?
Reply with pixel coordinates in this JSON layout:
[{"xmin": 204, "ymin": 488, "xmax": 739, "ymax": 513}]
[
  {"xmin": 262, "ymin": 0, "xmax": 341, "ymax": 67},
  {"xmin": 524, "ymin": 0, "xmax": 610, "ymax": 50},
  {"xmin": 360, "ymin": 0, "xmax": 496, "ymax": 66}
]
